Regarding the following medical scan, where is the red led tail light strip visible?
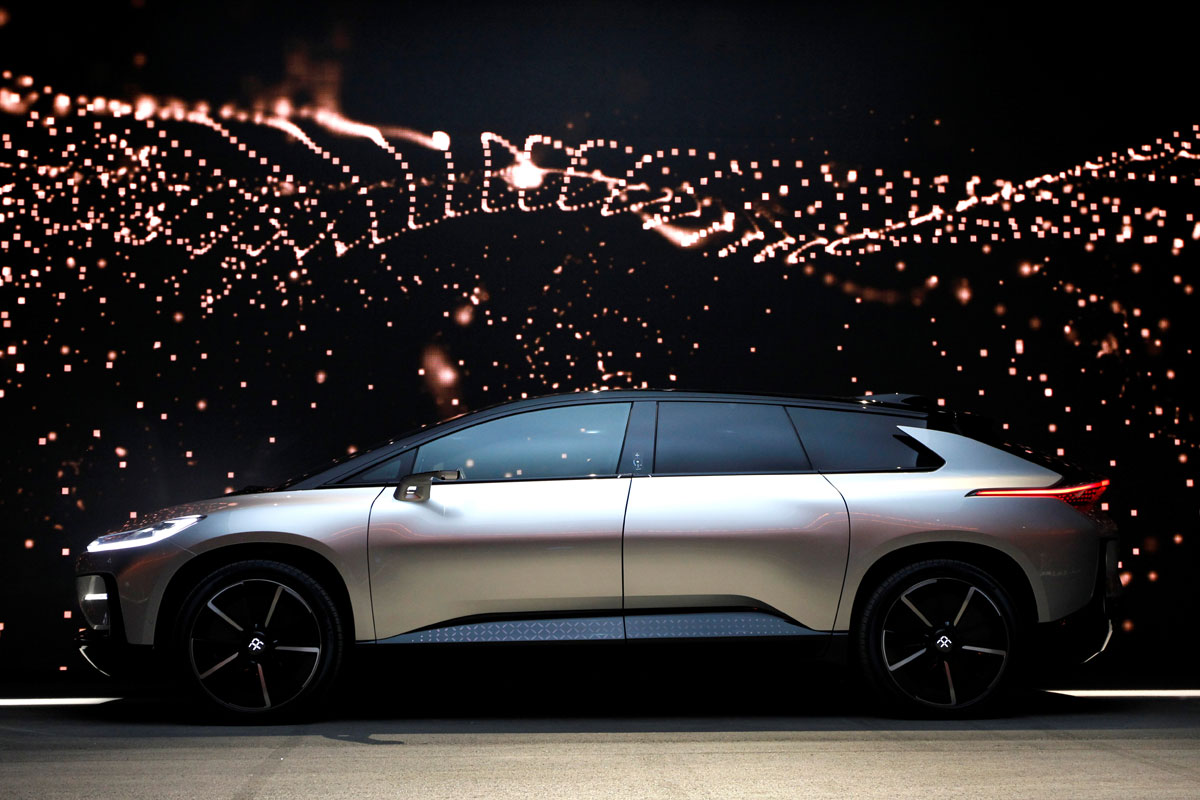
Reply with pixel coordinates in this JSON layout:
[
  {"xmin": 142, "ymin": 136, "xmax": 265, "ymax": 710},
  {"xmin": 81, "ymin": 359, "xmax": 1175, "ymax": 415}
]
[{"xmin": 967, "ymin": 479, "xmax": 1110, "ymax": 508}]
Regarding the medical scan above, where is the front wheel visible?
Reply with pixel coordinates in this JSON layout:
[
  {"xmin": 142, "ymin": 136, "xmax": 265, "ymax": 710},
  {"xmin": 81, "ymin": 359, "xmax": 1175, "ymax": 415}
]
[
  {"xmin": 857, "ymin": 559, "xmax": 1018, "ymax": 715},
  {"xmin": 176, "ymin": 560, "xmax": 344, "ymax": 719}
]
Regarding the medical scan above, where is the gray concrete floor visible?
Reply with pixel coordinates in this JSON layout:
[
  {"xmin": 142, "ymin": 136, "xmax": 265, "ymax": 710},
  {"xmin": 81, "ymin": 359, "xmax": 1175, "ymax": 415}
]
[{"xmin": 2, "ymin": 690, "xmax": 1198, "ymax": 799}]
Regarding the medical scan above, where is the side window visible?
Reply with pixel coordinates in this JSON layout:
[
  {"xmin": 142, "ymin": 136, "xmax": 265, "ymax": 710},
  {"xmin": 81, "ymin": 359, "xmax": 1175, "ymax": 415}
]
[
  {"xmin": 653, "ymin": 402, "xmax": 811, "ymax": 474},
  {"xmin": 786, "ymin": 407, "xmax": 942, "ymax": 472},
  {"xmin": 414, "ymin": 403, "xmax": 632, "ymax": 481},
  {"xmin": 340, "ymin": 450, "xmax": 415, "ymax": 486}
]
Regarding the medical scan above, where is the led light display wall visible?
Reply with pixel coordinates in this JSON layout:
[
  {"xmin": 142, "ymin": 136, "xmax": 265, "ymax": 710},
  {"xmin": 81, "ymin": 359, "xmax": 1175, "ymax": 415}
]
[{"xmin": 0, "ymin": 2, "xmax": 1195, "ymax": 684}]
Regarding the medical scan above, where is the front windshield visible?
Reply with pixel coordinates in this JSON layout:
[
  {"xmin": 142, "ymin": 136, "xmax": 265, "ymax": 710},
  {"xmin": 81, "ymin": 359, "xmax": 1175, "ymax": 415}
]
[{"xmin": 273, "ymin": 437, "xmax": 394, "ymax": 490}]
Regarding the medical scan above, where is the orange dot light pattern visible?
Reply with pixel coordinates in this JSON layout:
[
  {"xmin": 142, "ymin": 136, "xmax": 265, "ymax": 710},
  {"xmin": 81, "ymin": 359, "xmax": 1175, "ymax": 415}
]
[{"xmin": 0, "ymin": 68, "xmax": 1196, "ymax": 676}]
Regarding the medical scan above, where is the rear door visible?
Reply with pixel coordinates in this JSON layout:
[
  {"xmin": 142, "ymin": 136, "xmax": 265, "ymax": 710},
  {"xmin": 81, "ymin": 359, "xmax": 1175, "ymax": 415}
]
[{"xmin": 621, "ymin": 401, "xmax": 850, "ymax": 635}]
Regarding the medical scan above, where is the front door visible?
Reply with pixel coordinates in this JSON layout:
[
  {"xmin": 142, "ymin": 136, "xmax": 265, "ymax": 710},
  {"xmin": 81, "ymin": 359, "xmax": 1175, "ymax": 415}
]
[{"xmin": 367, "ymin": 402, "xmax": 634, "ymax": 641}]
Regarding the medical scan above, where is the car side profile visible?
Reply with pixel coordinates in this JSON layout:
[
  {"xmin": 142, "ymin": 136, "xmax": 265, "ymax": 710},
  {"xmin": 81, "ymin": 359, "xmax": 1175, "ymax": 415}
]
[{"xmin": 74, "ymin": 390, "xmax": 1117, "ymax": 717}]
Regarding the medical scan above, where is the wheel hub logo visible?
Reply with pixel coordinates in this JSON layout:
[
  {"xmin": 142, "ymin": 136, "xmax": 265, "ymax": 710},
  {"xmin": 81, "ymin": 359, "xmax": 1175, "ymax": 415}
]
[
  {"xmin": 935, "ymin": 635, "xmax": 952, "ymax": 649},
  {"xmin": 248, "ymin": 637, "xmax": 265, "ymax": 652}
]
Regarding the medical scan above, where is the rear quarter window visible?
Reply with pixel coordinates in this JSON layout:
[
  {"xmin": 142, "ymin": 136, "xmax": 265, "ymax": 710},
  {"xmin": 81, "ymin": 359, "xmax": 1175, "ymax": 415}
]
[{"xmin": 786, "ymin": 407, "xmax": 942, "ymax": 472}]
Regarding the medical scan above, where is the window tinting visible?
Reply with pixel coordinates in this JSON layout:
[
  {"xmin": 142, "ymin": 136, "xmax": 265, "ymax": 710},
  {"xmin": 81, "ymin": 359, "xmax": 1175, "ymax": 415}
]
[
  {"xmin": 340, "ymin": 450, "xmax": 415, "ymax": 486},
  {"xmin": 414, "ymin": 403, "xmax": 632, "ymax": 481},
  {"xmin": 786, "ymin": 407, "xmax": 941, "ymax": 472},
  {"xmin": 653, "ymin": 402, "xmax": 811, "ymax": 474}
]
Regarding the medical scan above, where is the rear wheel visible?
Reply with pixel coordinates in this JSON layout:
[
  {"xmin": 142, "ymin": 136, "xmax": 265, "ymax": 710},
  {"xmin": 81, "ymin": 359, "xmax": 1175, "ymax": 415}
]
[
  {"xmin": 858, "ymin": 559, "xmax": 1017, "ymax": 715},
  {"xmin": 176, "ymin": 560, "xmax": 344, "ymax": 719}
]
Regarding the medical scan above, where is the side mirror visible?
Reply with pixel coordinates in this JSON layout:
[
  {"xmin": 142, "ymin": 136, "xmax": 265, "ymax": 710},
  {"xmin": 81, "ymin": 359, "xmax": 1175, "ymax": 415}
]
[{"xmin": 394, "ymin": 469, "xmax": 463, "ymax": 502}]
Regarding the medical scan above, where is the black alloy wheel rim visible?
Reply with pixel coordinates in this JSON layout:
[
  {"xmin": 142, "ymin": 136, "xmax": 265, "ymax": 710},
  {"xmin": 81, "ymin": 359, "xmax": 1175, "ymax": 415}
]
[
  {"xmin": 880, "ymin": 577, "xmax": 1010, "ymax": 707},
  {"xmin": 189, "ymin": 578, "xmax": 323, "ymax": 711}
]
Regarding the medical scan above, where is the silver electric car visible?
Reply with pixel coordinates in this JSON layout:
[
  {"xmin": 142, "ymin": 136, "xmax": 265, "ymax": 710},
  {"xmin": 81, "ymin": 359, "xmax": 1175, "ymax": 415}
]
[{"xmin": 74, "ymin": 391, "xmax": 1117, "ymax": 717}]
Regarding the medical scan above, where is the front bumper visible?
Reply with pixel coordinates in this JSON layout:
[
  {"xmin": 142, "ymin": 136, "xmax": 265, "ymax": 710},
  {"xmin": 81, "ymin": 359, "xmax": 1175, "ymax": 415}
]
[
  {"xmin": 74, "ymin": 535, "xmax": 196, "ymax": 648},
  {"xmin": 72, "ymin": 572, "xmax": 155, "ymax": 678},
  {"xmin": 76, "ymin": 628, "xmax": 153, "ymax": 679},
  {"xmin": 74, "ymin": 573, "xmax": 116, "ymax": 676}
]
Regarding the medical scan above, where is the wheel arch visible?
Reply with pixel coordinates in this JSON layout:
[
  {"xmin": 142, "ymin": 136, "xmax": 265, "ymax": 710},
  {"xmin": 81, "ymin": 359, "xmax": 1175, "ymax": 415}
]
[
  {"xmin": 154, "ymin": 542, "xmax": 356, "ymax": 651},
  {"xmin": 847, "ymin": 541, "xmax": 1038, "ymax": 636}
]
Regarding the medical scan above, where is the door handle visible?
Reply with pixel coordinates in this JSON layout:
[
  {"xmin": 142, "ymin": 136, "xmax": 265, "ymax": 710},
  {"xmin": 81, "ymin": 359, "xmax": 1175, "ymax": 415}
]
[{"xmin": 394, "ymin": 470, "xmax": 463, "ymax": 502}]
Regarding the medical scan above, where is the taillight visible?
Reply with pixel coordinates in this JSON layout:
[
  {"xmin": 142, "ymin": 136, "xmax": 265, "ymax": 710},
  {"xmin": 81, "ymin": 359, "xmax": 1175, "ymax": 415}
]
[{"xmin": 967, "ymin": 479, "xmax": 1110, "ymax": 510}]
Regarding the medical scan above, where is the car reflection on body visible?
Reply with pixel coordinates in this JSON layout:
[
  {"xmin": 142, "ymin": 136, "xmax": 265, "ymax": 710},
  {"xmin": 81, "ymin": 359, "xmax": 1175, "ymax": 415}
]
[{"xmin": 74, "ymin": 390, "xmax": 1117, "ymax": 717}]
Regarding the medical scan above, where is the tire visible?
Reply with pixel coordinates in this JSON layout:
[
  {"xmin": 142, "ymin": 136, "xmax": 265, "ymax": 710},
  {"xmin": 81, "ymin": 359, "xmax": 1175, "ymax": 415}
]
[
  {"xmin": 857, "ymin": 559, "xmax": 1018, "ymax": 715},
  {"xmin": 176, "ymin": 560, "xmax": 344, "ymax": 719}
]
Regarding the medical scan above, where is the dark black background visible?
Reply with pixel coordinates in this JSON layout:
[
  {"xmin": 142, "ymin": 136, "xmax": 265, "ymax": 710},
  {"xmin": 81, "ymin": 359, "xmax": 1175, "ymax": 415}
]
[{"xmin": 0, "ymin": 1, "xmax": 1196, "ymax": 688}]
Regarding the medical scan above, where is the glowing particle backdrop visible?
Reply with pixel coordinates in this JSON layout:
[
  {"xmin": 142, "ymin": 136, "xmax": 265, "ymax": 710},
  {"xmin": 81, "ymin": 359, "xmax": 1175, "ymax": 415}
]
[{"xmin": 0, "ymin": 1, "xmax": 1195, "ymax": 683}]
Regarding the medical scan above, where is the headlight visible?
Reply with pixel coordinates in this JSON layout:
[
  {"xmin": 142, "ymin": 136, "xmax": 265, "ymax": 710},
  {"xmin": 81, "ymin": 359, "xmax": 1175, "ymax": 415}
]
[{"xmin": 86, "ymin": 515, "xmax": 205, "ymax": 552}]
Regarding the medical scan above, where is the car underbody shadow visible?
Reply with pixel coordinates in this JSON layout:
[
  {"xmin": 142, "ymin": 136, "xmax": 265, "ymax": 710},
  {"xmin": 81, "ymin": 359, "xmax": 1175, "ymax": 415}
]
[{"xmin": 25, "ymin": 638, "xmax": 1137, "ymax": 733}]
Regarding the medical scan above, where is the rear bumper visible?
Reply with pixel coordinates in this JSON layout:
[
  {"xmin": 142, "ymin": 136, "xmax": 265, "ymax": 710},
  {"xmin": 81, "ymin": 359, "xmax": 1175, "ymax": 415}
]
[
  {"xmin": 1035, "ymin": 539, "xmax": 1118, "ymax": 665},
  {"xmin": 1035, "ymin": 591, "xmax": 1112, "ymax": 665}
]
